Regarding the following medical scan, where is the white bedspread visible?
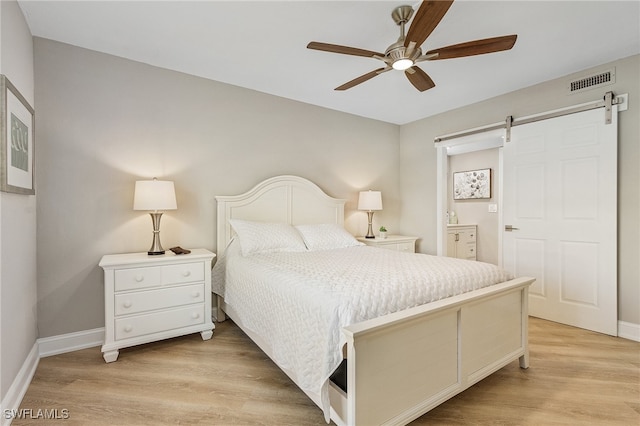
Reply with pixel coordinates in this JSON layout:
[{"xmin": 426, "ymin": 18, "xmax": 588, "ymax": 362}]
[{"xmin": 211, "ymin": 241, "xmax": 513, "ymax": 420}]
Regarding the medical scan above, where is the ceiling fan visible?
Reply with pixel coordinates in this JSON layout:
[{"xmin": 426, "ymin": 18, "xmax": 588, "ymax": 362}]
[{"xmin": 307, "ymin": 0, "xmax": 517, "ymax": 92}]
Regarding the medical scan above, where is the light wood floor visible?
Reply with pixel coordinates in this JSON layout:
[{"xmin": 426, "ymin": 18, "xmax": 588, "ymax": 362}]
[{"xmin": 15, "ymin": 317, "xmax": 639, "ymax": 425}]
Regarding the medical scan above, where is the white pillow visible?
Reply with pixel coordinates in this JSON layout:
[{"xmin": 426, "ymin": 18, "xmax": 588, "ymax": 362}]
[
  {"xmin": 229, "ymin": 219, "xmax": 307, "ymax": 256},
  {"xmin": 295, "ymin": 223, "xmax": 363, "ymax": 251}
]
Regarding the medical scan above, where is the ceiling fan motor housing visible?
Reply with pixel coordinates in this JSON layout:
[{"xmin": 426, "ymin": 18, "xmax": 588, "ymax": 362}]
[{"xmin": 385, "ymin": 40, "xmax": 422, "ymax": 64}]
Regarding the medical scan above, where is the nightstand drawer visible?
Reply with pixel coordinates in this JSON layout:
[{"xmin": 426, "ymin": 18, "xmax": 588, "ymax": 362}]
[
  {"xmin": 115, "ymin": 267, "xmax": 162, "ymax": 292},
  {"xmin": 114, "ymin": 284, "xmax": 205, "ymax": 316},
  {"xmin": 114, "ymin": 262, "xmax": 204, "ymax": 292},
  {"xmin": 115, "ymin": 304, "xmax": 205, "ymax": 340},
  {"xmin": 162, "ymin": 262, "xmax": 204, "ymax": 285},
  {"xmin": 397, "ymin": 242, "xmax": 415, "ymax": 253},
  {"xmin": 463, "ymin": 244, "xmax": 476, "ymax": 260},
  {"xmin": 374, "ymin": 242, "xmax": 396, "ymax": 251}
]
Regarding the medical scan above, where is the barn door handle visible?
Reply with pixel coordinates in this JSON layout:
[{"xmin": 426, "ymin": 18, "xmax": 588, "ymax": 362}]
[{"xmin": 505, "ymin": 225, "xmax": 520, "ymax": 232}]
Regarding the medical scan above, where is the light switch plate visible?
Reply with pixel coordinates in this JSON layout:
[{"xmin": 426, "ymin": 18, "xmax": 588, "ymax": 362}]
[{"xmin": 488, "ymin": 204, "xmax": 498, "ymax": 213}]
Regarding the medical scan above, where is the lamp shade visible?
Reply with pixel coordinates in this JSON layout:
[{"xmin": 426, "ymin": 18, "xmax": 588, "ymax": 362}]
[
  {"xmin": 358, "ymin": 190, "xmax": 382, "ymax": 211},
  {"xmin": 133, "ymin": 179, "xmax": 177, "ymax": 211}
]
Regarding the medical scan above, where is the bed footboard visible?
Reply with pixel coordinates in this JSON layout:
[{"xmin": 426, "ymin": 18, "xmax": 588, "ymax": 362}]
[{"xmin": 335, "ymin": 277, "xmax": 534, "ymax": 426}]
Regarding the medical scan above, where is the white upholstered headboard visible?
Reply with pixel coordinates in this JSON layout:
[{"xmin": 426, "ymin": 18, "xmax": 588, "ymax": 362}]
[{"xmin": 215, "ymin": 175, "xmax": 346, "ymax": 250}]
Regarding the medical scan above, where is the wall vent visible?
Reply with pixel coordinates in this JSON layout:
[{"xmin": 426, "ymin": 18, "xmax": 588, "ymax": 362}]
[{"xmin": 568, "ymin": 68, "xmax": 615, "ymax": 94}]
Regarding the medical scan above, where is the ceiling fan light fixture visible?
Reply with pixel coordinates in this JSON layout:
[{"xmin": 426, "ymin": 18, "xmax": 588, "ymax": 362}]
[
  {"xmin": 386, "ymin": 39, "xmax": 421, "ymax": 71},
  {"xmin": 392, "ymin": 58, "xmax": 414, "ymax": 70}
]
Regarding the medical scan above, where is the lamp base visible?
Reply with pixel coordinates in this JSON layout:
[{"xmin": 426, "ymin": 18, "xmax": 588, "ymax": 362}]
[
  {"xmin": 365, "ymin": 211, "xmax": 376, "ymax": 239},
  {"xmin": 147, "ymin": 212, "xmax": 166, "ymax": 256}
]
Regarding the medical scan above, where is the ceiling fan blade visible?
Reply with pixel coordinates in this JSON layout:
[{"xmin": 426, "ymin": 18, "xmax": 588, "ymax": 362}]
[
  {"xmin": 405, "ymin": 66, "xmax": 435, "ymax": 92},
  {"xmin": 425, "ymin": 35, "xmax": 518, "ymax": 60},
  {"xmin": 335, "ymin": 67, "xmax": 389, "ymax": 91},
  {"xmin": 404, "ymin": 0, "xmax": 454, "ymax": 48},
  {"xmin": 307, "ymin": 41, "xmax": 384, "ymax": 58}
]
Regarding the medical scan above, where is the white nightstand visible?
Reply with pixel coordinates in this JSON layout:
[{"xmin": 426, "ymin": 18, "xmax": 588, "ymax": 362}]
[
  {"xmin": 99, "ymin": 248, "xmax": 215, "ymax": 363},
  {"xmin": 356, "ymin": 235, "xmax": 418, "ymax": 253}
]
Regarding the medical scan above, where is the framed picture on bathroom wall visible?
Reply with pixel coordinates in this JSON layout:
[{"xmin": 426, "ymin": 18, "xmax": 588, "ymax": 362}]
[
  {"xmin": 0, "ymin": 75, "xmax": 35, "ymax": 195},
  {"xmin": 453, "ymin": 168, "xmax": 491, "ymax": 200}
]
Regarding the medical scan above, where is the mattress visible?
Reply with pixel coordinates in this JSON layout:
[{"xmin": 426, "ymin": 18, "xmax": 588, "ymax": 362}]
[{"xmin": 211, "ymin": 240, "xmax": 513, "ymax": 419}]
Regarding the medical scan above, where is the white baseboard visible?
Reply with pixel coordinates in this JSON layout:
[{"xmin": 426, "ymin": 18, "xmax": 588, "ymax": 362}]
[
  {"xmin": 37, "ymin": 327, "xmax": 104, "ymax": 358},
  {"xmin": 618, "ymin": 320, "xmax": 640, "ymax": 342},
  {"xmin": 1, "ymin": 343, "xmax": 39, "ymax": 426}
]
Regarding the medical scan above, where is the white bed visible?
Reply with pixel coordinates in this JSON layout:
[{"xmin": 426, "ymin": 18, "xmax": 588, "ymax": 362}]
[{"xmin": 212, "ymin": 175, "xmax": 534, "ymax": 426}]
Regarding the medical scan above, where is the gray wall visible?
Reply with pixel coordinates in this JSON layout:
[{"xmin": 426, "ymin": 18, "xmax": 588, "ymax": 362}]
[
  {"xmin": 33, "ymin": 38, "xmax": 400, "ymax": 338},
  {"xmin": 400, "ymin": 54, "xmax": 640, "ymax": 325},
  {"xmin": 31, "ymin": 40, "xmax": 640, "ymax": 338},
  {"xmin": 0, "ymin": 0, "xmax": 37, "ymax": 404}
]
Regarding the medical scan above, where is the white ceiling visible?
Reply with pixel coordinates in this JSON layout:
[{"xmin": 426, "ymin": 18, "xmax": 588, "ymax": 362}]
[{"xmin": 17, "ymin": 0, "xmax": 640, "ymax": 125}]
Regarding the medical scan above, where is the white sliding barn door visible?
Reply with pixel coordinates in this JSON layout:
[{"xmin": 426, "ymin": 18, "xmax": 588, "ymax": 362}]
[{"xmin": 503, "ymin": 107, "xmax": 617, "ymax": 335}]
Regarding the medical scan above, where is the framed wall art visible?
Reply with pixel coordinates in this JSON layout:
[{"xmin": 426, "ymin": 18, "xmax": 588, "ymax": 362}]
[
  {"xmin": 1, "ymin": 74, "xmax": 35, "ymax": 195},
  {"xmin": 453, "ymin": 168, "xmax": 491, "ymax": 200}
]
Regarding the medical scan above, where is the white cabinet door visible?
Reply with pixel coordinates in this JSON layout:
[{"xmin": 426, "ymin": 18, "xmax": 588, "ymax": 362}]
[
  {"xmin": 446, "ymin": 232, "xmax": 457, "ymax": 258},
  {"xmin": 503, "ymin": 107, "xmax": 617, "ymax": 335}
]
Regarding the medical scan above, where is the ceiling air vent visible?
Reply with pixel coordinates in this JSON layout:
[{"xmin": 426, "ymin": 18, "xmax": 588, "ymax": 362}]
[{"xmin": 568, "ymin": 68, "xmax": 615, "ymax": 94}]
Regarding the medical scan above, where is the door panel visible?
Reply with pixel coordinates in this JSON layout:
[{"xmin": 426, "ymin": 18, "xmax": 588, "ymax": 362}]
[
  {"xmin": 561, "ymin": 158, "xmax": 598, "ymax": 219},
  {"xmin": 515, "ymin": 164, "xmax": 545, "ymax": 219},
  {"xmin": 514, "ymin": 238, "xmax": 545, "ymax": 297},
  {"xmin": 503, "ymin": 107, "xmax": 617, "ymax": 336},
  {"xmin": 559, "ymin": 241, "xmax": 598, "ymax": 306}
]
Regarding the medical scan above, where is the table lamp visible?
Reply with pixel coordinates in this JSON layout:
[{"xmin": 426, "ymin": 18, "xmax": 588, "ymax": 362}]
[
  {"xmin": 133, "ymin": 178, "xmax": 177, "ymax": 255},
  {"xmin": 358, "ymin": 190, "xmax": 382, "ymax": 239}
]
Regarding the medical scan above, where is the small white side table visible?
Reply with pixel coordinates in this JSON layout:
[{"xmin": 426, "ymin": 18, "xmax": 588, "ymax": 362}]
[
  {"xmin": 356, "ymin": 235, "xmax": 418, "ymax": 253},
  {"xmin": 99, "ymin": 248, "xmax": 215, "ymax": 362}
]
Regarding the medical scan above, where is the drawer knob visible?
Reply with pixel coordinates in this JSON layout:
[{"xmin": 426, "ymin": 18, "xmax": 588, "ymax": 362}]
[
  {"xmin": 182, "ymin": 271, "xmax": 191, "ymax": 277},
  {"xmin": 123, "ymin": 300, "xmax": 132, "ymax": 309},
  {"xmin": 191, "ymin": 312, "xmax": 200, "ymax": 319},
  {"xmin": 135, "ymin": 275, "xmax": 144, "ymax": 282},
  {"xmin": 191, "ymin": 291, "xmax": 200, "ymax": 298},
  {"xmin": 124, "ymin": 325, "xmax": 133, "ymax": 333}
]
